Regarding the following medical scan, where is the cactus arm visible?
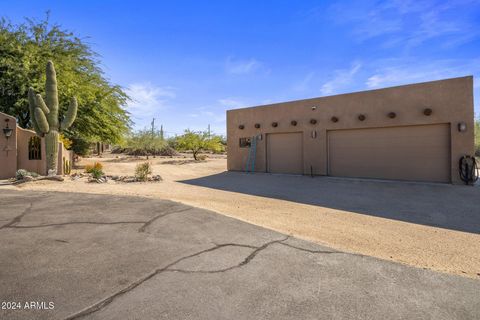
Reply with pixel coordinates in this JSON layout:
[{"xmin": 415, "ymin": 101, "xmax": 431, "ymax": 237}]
[
  {"xmin": 34, "ymin": 107, "xmax": 49, "ymax": 134},
  {"xmin": 35, "ymin": 94, "xmax": 50, "ymax": 115},
  {"xmin": 45, "ymin": 60, "xmax": 59, "ymax": 128},
  {"xmin": 61, "ymin": 97, "xmax": 78, "ymax": 130},
  {"xmin": 28, "ymin": 87, "xmax": 42, "ymax": 134}
]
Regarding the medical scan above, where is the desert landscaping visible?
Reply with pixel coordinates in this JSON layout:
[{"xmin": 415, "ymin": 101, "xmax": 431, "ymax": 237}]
[
  {"xmin": 2, "ymin": 3, "xmax": 480, "ymax": 319},
  {"xmin": 5, "ymin": 152, "xmax": 479, "ymax": 279}
]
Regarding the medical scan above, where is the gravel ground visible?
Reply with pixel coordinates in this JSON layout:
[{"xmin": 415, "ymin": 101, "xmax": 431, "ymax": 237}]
[{"xmin": 5, "ymin": 153, "xmax": 480, "ymax": 279}]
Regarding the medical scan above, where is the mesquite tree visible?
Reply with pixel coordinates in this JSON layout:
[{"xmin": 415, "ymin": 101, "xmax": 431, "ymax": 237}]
[{"xmin": 28, "ymin": 60, "xmax": 77, "ymax": 174}]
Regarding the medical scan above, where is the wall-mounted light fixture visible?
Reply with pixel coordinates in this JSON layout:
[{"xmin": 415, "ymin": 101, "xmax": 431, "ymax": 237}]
[
  {"xmin": 254, "ymin": 123, "xmax": 261, "ymax": 129},
  {"xmin": 331, "ymin": 116, "xmax": 338, "ymax": 123},
  {"xmin": 238, "ymin": 124, "xmax": 245, "ymax": 130},
  {"xmin": 272, "ymin": 122, "xmax": 278, "ymax": 127},
  {"xmin": 311, "ymin": 106, "xmax": 317, "ymax": 111},
  {"xmin": 3, "ymin": 119, "xmax": 13, "ymax": 140},
  {"xmin": 291, "ymin": 120, "xmax": 297, "ymax": 126},
  {"xmin": 310, "ymin": 119, "xmax": 317, "ymax": 125},
  {"xmin": 458, "ymin": 122, "xmax": 467, "ymax": 132},
  {"xmin": 311, "ymin": 130, "xmax": 317, "ymax": 138},
  {"xmin": 358, "ymin": 114, "xmax": 366, "ymax": 121},
  {"xmin": 388, "ymin": 112, "xmax": 396, "ymax": 119}
]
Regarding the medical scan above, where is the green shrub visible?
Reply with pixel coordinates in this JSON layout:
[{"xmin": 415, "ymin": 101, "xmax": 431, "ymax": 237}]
[
  {"xmin": 85, "ymin": 162, "xmax": 103, "ymax": 173},
  {"xmin": 135, "ymin": 162, "xmax": 152, "ymax": 182},
  {"xmin": 89, "ymin": 167, "xmax": 104, "ymax": 179},
  {"xmin": 15, "ymin": 169, "xmax": 39, "ymax": 180}
]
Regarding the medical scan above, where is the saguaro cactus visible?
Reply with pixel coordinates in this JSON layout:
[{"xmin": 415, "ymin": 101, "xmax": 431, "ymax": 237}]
[{"xmin": 28, "ymin": 61, "xmax": 77, "ymax": 175}]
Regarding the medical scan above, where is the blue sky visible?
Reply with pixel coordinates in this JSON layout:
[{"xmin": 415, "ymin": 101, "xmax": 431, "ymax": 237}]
[{"xmin": 1, "ymin": 0, "xmax": 480, "ymax": 136}]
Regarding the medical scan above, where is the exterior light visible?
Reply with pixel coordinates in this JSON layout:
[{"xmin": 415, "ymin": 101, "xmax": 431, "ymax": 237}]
[
  {"xmin": 254, "ymin": 123, "xmax": 261, "ymax": 129},
  {"xmin": 272, "ymin": 122, "xmax": 278, "ymax": 127},
  {"xmin": 423, "ymin": 108, "xmax": 433, "ymax": 116},
  {"xmin": 458, "ymin": 122, "xmax": 467, "ymax": 132},
  {"xmin": 311, "ymin": 106, "xmax": 317, "ymax": 111},
  {"xmin": 331, "ymin": 116, "xmax": 338, "ymax": 123},
  {"xmin": 388, "ymin": 112, "xmax": 396, "ymax": 119},
  {"xmin": 291, "ymin": 120, "xmax": 297, "ymax": 126},
  {"xmin": 3, "ymin": 119, "xmax": 13, "ymax": 139},
  {"xmin": 238, "ymin": 124, "xmax": 245, "ymax": 130},
  {"xmin": 310, "ymin": 119, "xmax": 317, "ymax": 125},
  {"xmin": 358, "ymin": 114, "xmax": 366, "ymax": 121}
]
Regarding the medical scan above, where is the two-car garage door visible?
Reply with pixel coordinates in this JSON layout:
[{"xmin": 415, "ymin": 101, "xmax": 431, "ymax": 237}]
[{"xmin": 328, "ymin": 124, "xmax": 451, "ymax": 183}]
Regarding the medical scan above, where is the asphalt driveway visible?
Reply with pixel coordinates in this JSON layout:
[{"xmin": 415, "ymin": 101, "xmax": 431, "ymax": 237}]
[{"xmin": 0, "ymin": 189, "xmax": 479, "ymax": 320}]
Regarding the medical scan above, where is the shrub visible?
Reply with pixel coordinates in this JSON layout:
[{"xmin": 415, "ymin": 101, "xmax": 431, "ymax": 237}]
[
  {"xmin": 85, "ymin": 162, "xmax": 104, "ymax": 179},
  {"xmin": 85, "ymin": 162, "xmax": 103, "ymax": 173},
  {"xmin": 196, "ymin": 154, "xmax": 207, "ymax": 161},
  {"xmin": 15, "ymin": 169, "xmax": 39, "ymax": 180},
  {"xmin": 89, "ymin": 168, "xmax": 103, "ymax": 179},
  {"xmin": 135, "ymin": 162, "xmax": 152, "ymax": 182}
]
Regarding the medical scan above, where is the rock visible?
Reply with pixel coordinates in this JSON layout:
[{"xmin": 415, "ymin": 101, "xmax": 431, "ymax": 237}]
[{"xmin": 152, "ymin": 175, "xmax": 163, "ymax": 181}]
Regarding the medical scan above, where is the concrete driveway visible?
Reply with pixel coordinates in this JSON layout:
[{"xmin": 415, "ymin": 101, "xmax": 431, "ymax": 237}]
[{"xmin": 0, "ymin": 190, "xmax": 479, "ymax": 320}]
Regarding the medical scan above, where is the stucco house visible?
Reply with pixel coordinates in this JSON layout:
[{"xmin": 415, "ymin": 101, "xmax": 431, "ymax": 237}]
[
  {"xmin": 0, "ymin": 111, "xmax": 72, "ymax": 179},
  {"xmin": 227, "ymin": 77, "xmax": 474, "ymax": 184}
]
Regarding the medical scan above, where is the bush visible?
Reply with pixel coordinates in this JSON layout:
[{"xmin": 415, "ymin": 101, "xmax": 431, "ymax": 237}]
[
  {"xmin": 85, "ymin": 162, "xmax": 103, "ymax": 173},
  {"xmin": 15, "ymin": 169, "xmax": 39, "ymax": 180},
  {"xmin": 135, "ymin": 162, "xmax": 152, "ymax": 182},
  {"xmin": 85, "ymin": 162, "xmax": 104, "ymax": 179},
  {"xmin": 70, "ymin": 136, "xmax": 92, "ymax": 156},
  {"xmin": 89, "ymin": 167, "xmax": 104, "ymax": 179},
  {"xmin": 196, "ymin": 154, "xmax": 207, "ymax": 161}
]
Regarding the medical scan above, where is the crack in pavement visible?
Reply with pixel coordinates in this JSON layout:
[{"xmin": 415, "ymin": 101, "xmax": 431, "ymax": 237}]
[
  {"xmin": 64, "ymin": 236, "xmax": 289, "ymax": 320},
  {"xmin": 7, "ymin": 221, "xmax": 146, "ymax": 229},
  {"xmin": 2, "ymin": 204, "xmax": 193, "ymax": 231},
  {"xmin": 138, "ymin": 206, "xmax": 193, "ymax": 232},
  {"xmin": 0, "ymin": 202, "xmax": 33, "ymax": 229}
]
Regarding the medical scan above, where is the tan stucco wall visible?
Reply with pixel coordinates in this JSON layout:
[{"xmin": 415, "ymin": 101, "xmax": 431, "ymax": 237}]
[
  {"xmin": 0, "ymin": 112, "xmax": 17, "ymax": 179},
  {"xmin": 16, "ymin": 128, "xmax": 47, "ymax": 175},
  {"xmin": 227, "ymin": 76, "xmax": 474, "ymax": 184}
]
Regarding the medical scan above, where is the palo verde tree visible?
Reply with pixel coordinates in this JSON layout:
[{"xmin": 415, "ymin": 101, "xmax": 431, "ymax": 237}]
[
  {"xmin": 176, "ymin": 130, "xmax": 224, "ymax": 160},
  {"xmin": 29, "ymin": 60, "xmax": 77, "ymax": 174},
  {"xmin": 0, "ymin": 14, "xmax": 130, "ymax": 152}
]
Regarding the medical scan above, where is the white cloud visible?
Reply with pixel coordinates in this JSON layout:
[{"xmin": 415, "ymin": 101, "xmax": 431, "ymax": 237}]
[
  {"xmin": 292, "ymin": 72, "xmax": 315, "ymax": 92},
  {"xmin": 329, "ymin": 0, "xmax": 480, "ymax": 48},
  {"xmin": 218, "ymin": 98, "xmax": 246, "ymax": 109},
  {"xmin": 321, "ymin": 62, "xmax": 362, "ymax": 95},
  {"xmin": 365, "ymin": 58, "xmax": 480, "ymax": 89},
  {"xmin": 225, "ymin": 57, "xmax": 262, "ymax": 74},
  {"xmin": 125, "ymin": 83, "xmax": 176, "ymax": 127}
]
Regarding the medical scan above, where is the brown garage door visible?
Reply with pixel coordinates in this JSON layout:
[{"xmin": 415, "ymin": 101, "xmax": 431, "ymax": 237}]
[
  {"xmin": 267, "ymin": 132, "xmax": 303, "ymax": 174},
  {"xmin": 328, "ymin": 124, "xmax": 450, "ymax": 182}
]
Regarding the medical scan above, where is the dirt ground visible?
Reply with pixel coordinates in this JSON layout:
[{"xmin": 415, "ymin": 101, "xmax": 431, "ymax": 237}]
[{"xmin": 5, "ymin": 153, "xmax": 480, "ymax": 279}]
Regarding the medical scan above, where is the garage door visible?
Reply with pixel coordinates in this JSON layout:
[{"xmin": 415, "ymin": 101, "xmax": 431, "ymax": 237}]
[
  {"xmin": 267, "ymin": 132, "xmax": 303, "ymax": 174},
  {"xmin": 328, "ymin": 124, "xmax": 450, "ymax": 182}
]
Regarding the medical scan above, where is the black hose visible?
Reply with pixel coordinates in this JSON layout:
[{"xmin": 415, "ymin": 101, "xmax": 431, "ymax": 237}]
[{"xmin": 459, "ymin": 156, "xmax": 479, "ymax": 185}]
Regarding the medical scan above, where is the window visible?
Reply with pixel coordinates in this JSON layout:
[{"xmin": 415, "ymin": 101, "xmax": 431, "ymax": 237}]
[
  {"xmin": 28, "ymin": 136, "xmax": 41, "ymax": 160},
  {"xmin": 239, "ymin": 137, "xmax": 251, "ymax": 148}
]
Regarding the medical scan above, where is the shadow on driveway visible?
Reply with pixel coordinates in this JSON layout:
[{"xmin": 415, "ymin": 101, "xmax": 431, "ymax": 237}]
[{"xmin": 179, "ymin": 171, "xmax": 480, "ymax": 234}]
